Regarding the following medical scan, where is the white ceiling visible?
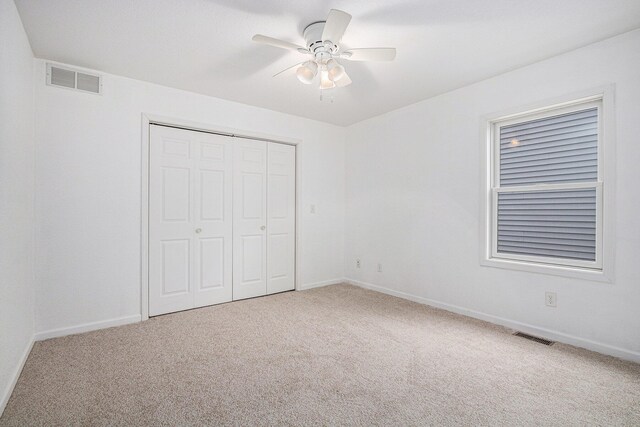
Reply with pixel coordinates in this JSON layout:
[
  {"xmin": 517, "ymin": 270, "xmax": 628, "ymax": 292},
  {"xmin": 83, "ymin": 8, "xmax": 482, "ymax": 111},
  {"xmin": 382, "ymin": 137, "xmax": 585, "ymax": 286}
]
[{"xmin": 15, "ymin": 0, "xmax": 640, "ymax": 126}]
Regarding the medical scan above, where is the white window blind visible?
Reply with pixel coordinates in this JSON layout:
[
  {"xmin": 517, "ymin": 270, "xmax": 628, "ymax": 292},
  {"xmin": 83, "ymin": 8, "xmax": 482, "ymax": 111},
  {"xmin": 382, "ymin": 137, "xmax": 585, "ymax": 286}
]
[{"xmin": 491, "ymin": 101, "xmax": 602, "ymax": 269}]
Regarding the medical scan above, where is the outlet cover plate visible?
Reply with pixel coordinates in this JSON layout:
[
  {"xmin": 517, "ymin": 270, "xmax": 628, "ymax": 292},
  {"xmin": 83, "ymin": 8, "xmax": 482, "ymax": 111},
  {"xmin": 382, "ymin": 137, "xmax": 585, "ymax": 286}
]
[{"xmin": 545, "ymin": 292, "xmax": 557, "ymax": 307}]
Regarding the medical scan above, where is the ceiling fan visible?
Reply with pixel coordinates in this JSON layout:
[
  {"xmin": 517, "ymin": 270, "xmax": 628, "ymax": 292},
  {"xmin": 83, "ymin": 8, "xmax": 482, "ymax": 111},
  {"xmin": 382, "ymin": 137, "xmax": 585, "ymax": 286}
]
[{"xmin": 252, "ymin": 9, "xmax": 396, "ymax": 90}]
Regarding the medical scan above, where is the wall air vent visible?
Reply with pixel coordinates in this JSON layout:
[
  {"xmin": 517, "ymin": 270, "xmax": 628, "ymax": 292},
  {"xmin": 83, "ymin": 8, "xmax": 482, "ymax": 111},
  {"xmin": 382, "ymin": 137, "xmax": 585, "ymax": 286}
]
[
  {"xmin": 513, "ymin": 331, "xmax": 554, "ymax": 346},
  {"xmin": 46, "ymin": 63, "xmax": 102, "ymax": 94}
]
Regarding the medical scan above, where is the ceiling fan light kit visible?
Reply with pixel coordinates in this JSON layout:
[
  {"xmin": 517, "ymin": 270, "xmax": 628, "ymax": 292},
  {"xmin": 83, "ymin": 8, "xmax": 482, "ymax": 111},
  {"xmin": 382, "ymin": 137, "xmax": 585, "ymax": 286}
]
[{"xmin": 252, "ymin": 9, "xmax": 396, "ymax": 91}]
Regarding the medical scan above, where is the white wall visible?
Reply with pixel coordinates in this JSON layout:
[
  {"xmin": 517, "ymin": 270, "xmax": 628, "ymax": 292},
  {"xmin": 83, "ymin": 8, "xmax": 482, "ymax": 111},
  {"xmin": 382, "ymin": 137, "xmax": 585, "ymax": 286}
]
[
  {"xmin": 0, "ymin": 0, "xmax": 36, "ymax": 413},
  {"xmin": 33, "ymin": 60, "xmax": 346, "ymax": 335},
  {"xmin": 345, "ymin": 30, "xmax": 640, "ymax": 359}
]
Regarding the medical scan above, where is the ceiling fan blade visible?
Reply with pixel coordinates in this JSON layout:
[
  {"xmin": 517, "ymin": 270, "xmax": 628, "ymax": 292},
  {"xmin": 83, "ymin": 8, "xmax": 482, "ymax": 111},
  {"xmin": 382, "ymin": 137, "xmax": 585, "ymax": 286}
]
[
  {"xmin": 321, "ymin": 9, "xmax": 352, "ymax": 44},
  {"xmin": 272, "ymin": 61, "xmax": 305, "ymax": 78},
  {"xmin": 334, "ymin": 71, "xmax": 352, "ymax": 87},
  {"xmin": 341, "ymin": 48, "xmax": 396, "ymax": 61},
  {"xmin": 252, "ymin": 34, "xmax": 308, "ymax": 53}
]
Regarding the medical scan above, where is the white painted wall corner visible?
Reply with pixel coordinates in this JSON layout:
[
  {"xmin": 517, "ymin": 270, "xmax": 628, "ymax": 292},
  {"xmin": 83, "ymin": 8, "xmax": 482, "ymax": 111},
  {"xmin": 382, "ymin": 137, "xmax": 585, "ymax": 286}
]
[{"xmin": 0, "ymin": 337, "xmax": 34, "ymax": 417}]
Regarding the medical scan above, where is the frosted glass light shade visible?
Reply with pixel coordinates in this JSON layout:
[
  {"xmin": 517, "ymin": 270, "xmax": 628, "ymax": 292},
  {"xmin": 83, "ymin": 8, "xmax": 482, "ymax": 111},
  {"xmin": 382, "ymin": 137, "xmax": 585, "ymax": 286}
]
[
  {"xmin": 319, "ymin": 70, "xmax": 336, "ymax": 90},
  {"xmin": 296, "ymin": 61, "xmax": 318, "ymax": 84},
  {"xmin": 326, "ymin": 59, "xmax": 345, "ymax": 82}
]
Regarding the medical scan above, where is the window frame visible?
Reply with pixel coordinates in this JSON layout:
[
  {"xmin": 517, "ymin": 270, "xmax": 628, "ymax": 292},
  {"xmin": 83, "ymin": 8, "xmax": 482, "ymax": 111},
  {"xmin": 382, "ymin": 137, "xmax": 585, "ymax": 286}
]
[{"xmin": 480, "ymin": 87, "xmax": 615, "ymax": 282}]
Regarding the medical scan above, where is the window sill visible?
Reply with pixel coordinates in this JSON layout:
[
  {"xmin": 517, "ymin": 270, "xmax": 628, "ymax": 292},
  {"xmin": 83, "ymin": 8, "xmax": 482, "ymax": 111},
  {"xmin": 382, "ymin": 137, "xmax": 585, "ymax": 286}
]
[{"xmin": 480, "ymin": 256, "xmax": 612, "ymax": 283}]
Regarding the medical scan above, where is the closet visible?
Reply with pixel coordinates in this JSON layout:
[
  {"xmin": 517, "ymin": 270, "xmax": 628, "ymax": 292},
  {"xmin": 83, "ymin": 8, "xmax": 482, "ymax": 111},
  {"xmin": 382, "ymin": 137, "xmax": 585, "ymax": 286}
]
[{"xmin": 148, "ymin": 124, "xmax": 295, "ymax": 316}]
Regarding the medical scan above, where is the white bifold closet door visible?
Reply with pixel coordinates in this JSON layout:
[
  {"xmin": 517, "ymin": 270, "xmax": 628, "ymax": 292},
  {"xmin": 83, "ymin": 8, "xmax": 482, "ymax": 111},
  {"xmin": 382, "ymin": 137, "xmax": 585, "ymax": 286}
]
[
  {"xmin": 149, "ymin": 125, "xmax": 295, "ymax": 316},
  {"xmin": 232, "ymin": 139, "xmax": 268, "ymax": 300},
  {"xmin": 149, "ymin": 125, "xmax": 233, "ymax": 316},
  {"xmin": 265, "ymin": 143, "xmax": 296, "ymax": 295},
  {"xmin": 232, "ymin": 139, "xmax": 296, "ymax": 300}
]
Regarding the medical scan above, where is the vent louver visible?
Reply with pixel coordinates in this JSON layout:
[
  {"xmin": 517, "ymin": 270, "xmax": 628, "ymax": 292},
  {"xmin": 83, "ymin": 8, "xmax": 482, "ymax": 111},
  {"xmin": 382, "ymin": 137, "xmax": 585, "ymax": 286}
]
[
  {"xmin": 513, "ymin": 331, "xmax": 554, "ymax": 346},
  {"xmin": 47, "ymin": 63, "xmax": 102, "ymax": 94},
  {"xmin": 50, "ymin": 66, "xmax": 75, "ymax": 88},
  {"xmin": 76, "ymin": 72, "xmax": 100, "ymax": 93}
]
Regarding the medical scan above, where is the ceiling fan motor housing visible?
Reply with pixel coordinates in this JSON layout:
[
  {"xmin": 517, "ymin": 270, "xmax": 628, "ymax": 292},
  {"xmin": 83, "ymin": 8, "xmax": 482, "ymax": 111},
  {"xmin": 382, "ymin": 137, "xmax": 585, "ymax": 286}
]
[{"xmin": 304, "ymin": 21, "xmax": 337, "ymax": 63}]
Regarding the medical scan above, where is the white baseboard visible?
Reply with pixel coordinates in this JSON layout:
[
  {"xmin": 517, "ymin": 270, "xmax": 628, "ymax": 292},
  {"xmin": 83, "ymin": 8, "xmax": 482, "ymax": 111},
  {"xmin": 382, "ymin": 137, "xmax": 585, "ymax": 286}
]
[
  {"xmin": 298, "ymin": 278, "xmax": 346, "ymax": 291},
  {"xmin": 34, "ymin": 314, "xmax": 141, "ymax": 341},
  {"xmin": 0, "ymin": 336, "xmax": 34, "ymax": 417},
  {"xmin": 345, "ymin": 278, "xmax": 640, "ymax": 364}
]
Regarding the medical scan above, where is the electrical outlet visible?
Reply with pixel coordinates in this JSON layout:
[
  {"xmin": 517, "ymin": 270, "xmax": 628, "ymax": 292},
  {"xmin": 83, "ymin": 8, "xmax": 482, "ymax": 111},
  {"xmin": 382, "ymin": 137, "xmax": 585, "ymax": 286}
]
[
  {"xmin": 356, "ymin": 259, "xmax": 361, "ymax": 269},
  {"xmin": 377, "ymin": 263, "xmax": 383, "ymax": 272},
  {"xmin": 545, "ymin": 292, "xmax": 557, "ymax": 307}
]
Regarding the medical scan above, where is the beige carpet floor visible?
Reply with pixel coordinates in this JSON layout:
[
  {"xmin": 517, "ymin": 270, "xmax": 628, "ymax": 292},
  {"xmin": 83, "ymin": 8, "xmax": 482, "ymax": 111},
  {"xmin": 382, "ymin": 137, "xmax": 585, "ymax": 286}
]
[{"xmin": 1, "ymin": 284, "xmax": 639, "ymax": 426}]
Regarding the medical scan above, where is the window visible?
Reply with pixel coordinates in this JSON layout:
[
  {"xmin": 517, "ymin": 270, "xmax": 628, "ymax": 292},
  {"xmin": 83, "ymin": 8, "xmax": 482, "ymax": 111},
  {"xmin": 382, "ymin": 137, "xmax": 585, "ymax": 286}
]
[{"xmin": 487, "ymin": 97, "xmax": 605, "ymax": 273}]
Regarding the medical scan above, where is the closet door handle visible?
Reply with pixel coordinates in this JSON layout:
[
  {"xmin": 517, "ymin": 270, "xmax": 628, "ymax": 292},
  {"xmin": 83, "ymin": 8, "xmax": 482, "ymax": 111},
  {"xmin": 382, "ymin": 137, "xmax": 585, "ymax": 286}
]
[
  {"xmin": 260, "ymin": 225, "xmax": 266, "ymax": 230},
  {"xmin": 195, "ymin": 228, "xmax": 202, "ymax": 234}
]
